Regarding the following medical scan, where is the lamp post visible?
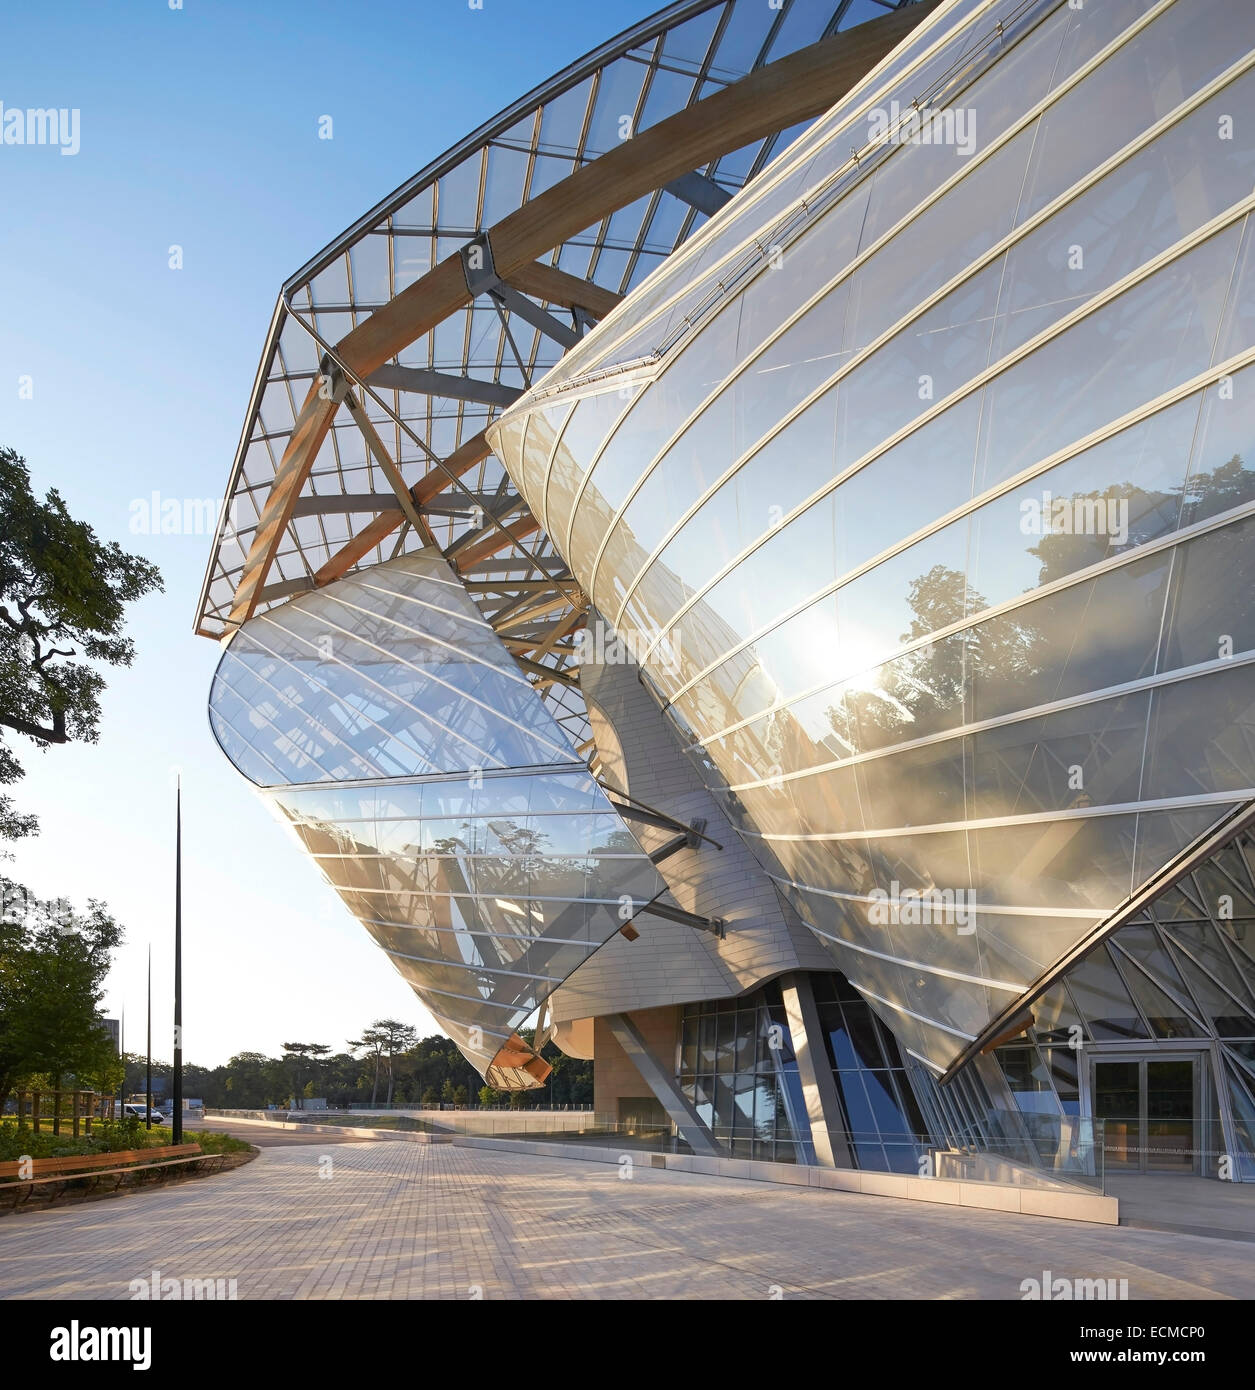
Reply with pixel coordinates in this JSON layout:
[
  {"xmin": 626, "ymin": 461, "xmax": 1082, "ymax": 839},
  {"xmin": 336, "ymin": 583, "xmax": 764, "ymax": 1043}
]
[
  {"xmin": 145, "ymin": 945, "xmax": 152, "ymax": 1131},
  {"xmin": 172, "ymin": 778, "xmax": 183, "ymax": 1145}
]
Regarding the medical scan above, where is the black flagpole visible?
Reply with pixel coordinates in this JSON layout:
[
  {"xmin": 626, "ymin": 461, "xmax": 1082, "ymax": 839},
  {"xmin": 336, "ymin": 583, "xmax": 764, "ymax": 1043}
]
[
  {"xmin": 145, "ymin": 945, "xmax": 152, "ymax": 1130},
  {"xmin": 173, "ymin": 777, "xmax": 183, "ymax": 1144}
]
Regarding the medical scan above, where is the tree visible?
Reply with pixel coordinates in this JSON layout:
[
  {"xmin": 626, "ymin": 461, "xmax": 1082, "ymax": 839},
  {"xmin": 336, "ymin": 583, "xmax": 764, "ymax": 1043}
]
[
  {"xmin": 440, "ymin": 1078, "xmax": 455, "ymax": 1106},
  {"xmin": 0, "ymin": 878, "xmax": 123, "ymax": 1106},
  {"xmin": 477, "ymin": 1084, "xmax": 498, "ymax": 1107},
  {"xmin": 280, "ymin": 1042, "xmax": 329, "ymax": 1109},
  {"xmin": 452, "ymin": 1084, "xmax": 468, "ymax": 1107},
  {"xmin": 377, "ymin": 1019, "xmax": 418, "ymax": 1104},
  {"xmin": 348, "ymin": 1026, "xmax": 389, "ymax": 1106},
  {"xmin": 0, "ymin": 448, "xmax": 162, "ymax": 840},
  {"xmin": 421, "ymin": 1085, "xmax": 440, "ymax": 1106},
  {"xmin": 349, "ymin": 1019, "xmax": 418, "ymax": 1105},
  {"xmin": 545, "ymin": 1047, "xmax": 593, "ymax": 1107},
  {"xmin": 306, "ymin": 1043, "xmax": 331, "ymax": 1094}
]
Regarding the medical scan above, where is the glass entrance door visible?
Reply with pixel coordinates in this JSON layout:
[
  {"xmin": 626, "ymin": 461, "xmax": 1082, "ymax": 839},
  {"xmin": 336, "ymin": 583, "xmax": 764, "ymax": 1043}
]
[
  {"xmin": 1145, "ymin": 1059, "xmax": 1195, "ymax": 1172},
  {"xmin": 1093, "ymin": 1060, "xmax": 1140, "ymax": 1170},
  {"xmin": 1091, "ymin": 1056, "xmax": 1198, "ymax": 1174}
]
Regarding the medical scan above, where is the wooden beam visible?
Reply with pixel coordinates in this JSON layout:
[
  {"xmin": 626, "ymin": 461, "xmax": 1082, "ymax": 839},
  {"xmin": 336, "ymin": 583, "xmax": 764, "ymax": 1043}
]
[
  {"xmin": 338, "ymin": 6, "xmax": 927, "ymax": 376},
  {"xmin": 444, "ymin": 497, "xmax": 528, "ymax": 561},
  {"xmin": 505, "ymin": 261, "xmax": 623, "ymax": 319},
  {"xmin": 343, "ymin": 391, "xmax": 438, "ymax": 547},
  {"xmin": 530, "ymin": 607, "xmax": 586, "ymax": 662},
  {"xmin": 221, "ymin": 5, "xmax": 933, "ymax": 630},
  {"xmin": 228, "ymin": 382, "xmax": 336, "ymax": 627},
  {"xmin": 450, "ymin": 515, "xmax": 541, "ymax": 571},
  {"xmin": 312, "ymin": 430, "xmax": 492, "ymax": 587},
  {"xmin": 490, "ymin": 590, "xmax": 575, "ymax": 631}
]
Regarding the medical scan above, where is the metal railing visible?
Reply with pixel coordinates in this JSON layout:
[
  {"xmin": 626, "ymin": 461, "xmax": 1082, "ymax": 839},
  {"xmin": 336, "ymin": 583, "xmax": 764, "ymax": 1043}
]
[
  {"xmin": 208, "ymin": 1105, "xmax": 1121, "ymax": 1191},
  {"xmin": 942, "ymin": 1110, "xmax": 1106, "ymax": 1192}
]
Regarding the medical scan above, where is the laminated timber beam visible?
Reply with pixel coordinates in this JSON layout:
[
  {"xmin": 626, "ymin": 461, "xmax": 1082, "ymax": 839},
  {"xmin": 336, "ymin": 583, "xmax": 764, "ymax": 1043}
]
[
  {"xmin": 443, "ymin": 494, "xmax": 528, "ymax": 560},
  {"xmin": 342, "ymin": 389, "xmax": 438, "ymax": 547},
  {"xmin": 489, "ymin": 589, "xmax": 578, "ymax": 631},
  {"xmin": 450, "ymin": 514, "xmax": 541, "ymax": 570},
  {"xmin": 505, "ymin": 261, "xmax": 623, "ymax": 320},
  {"xmin": 464, "ymin": 578, "xmax": 582, "ymax": 595},
  {"xmin": 220, "ymin": 2, "xmax": 934, "ymax": 634},
  {"xmin": 512, "ymin": 656, "xmax": 578, "ymax": 688},
  {"xmin": 312, "ymin": 430, "xmax": 492, "ymax": 587}
]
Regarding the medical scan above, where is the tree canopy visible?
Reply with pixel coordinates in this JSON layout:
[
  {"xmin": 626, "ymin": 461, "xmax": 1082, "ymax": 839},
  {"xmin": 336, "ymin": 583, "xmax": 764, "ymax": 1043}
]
[
  {"xmin": 0, "ymin": 446, "xmax": 162, "ymax": 839},
  {"xmin": 0, "ymin": 877, "xmax": 124, "ymax": 1102},
  {"xmin": 121, "ymin": 1027, "xmax": 593, "ymax": 1111}
]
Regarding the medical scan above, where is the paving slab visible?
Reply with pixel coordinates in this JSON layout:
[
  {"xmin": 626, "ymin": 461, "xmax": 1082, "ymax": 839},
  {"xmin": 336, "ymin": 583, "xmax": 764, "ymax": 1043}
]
[{"xmin": 1, "ymin": 1141, "xmax": 1252, "ymax": 1300}]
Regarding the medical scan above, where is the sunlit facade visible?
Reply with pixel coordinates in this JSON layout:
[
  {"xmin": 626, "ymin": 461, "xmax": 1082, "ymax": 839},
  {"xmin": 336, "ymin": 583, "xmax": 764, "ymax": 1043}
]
[
  {"xmin": 203, "ymin": 0, "xmax": 1255, "ymax": 1178},
  {"xmin": 208, "ymin": 552, "xmax": 670, "ymax": 1084},
  {"xmin": 489, "ymin": 0, "xmax": 1255, "ymax": 1173}
]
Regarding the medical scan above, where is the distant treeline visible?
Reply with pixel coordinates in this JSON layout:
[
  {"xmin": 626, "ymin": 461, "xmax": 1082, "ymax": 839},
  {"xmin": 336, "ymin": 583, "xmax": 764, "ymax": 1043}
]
[{"xmin": 123, "ymin": 1027, "xmax": 592, "ymax": 1110}]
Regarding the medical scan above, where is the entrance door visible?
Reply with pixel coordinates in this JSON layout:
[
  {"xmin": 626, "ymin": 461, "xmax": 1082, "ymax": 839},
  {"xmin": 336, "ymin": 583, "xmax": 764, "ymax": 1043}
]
[{"xmin": 1091, "ymin": 1056, "xmax": 1198, "ymax": 1174}]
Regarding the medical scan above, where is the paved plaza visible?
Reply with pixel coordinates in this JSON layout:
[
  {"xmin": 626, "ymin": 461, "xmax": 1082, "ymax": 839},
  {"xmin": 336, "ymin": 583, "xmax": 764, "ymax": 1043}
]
[{"xmin": 2, "ymin": 1137, "xmax": 1254, "ymax": 1300}]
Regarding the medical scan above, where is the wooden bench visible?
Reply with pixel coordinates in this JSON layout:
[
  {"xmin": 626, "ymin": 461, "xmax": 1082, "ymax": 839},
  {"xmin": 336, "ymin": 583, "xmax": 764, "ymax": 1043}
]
[{"xmin": 0, "ymin": 1143, "xmax": 225, "ymax": 1208}]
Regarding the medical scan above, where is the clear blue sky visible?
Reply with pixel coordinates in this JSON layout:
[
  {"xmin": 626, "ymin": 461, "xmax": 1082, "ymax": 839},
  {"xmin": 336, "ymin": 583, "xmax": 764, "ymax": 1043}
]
[{"xmin": 0, "ymin": 0, "xmax": 658, "ymax": 1067}]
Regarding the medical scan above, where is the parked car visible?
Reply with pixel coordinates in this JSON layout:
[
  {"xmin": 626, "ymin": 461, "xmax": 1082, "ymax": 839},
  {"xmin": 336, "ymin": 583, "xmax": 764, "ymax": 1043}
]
[{"xmin": 122, "ymin": 1104, "xmax": 165, "ymax": 1124}]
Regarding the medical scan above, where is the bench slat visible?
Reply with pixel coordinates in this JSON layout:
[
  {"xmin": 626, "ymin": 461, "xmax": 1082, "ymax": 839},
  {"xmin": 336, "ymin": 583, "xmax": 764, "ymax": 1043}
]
[
  {"xmin": 0, "ymin": 1143, "xmax": 201, "ymax": 1180},
  {"xmin": 10, "ymin": 1153, "xmax": 224, "ymax": 1189}
]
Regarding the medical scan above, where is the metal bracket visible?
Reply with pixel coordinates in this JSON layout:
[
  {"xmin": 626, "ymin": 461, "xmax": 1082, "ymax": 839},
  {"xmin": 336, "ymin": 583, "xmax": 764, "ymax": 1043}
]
[
  {"xmin": 648, "ymin": 818, "xmax": 708, "ymax": 866},
  {"xmin": 599, "ymin": 782, "xmax": 723, "ymax": 850},
  {"xmin": 663, "ymin": 170, "xmax": 733, "ymax": 217},
  {"xmin": 638, "ymin": 899, "xmax": 725, "ymax": 940},
  {"xmin": 462, "ymin": 234, "xmax": 580, "ymax": 349},
  {"xmin": 316, "ymin": 354, "xmax": 351, "ymax": 405}
]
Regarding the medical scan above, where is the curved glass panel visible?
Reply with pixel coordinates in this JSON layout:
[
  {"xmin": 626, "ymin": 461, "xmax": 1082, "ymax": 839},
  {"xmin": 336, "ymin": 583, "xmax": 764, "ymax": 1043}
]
[
  {"xmin": 209, "ymin": 552, "xmax": 668, "ymax": 1079},
  {"xmin": 490, "ymin": 0, "xmax": 1255, "ymax": 1070}
]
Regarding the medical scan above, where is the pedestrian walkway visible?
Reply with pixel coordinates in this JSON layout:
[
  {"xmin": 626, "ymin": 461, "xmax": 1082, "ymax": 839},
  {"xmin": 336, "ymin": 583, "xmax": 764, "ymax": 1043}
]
[
  {"xmin": 2, "ymin": 1141, "xmax": 1252, "ymax": 1299},
  {"xmin": 1106, "ymin": 1173, "xmax": 1255, "ymax": 1242}
]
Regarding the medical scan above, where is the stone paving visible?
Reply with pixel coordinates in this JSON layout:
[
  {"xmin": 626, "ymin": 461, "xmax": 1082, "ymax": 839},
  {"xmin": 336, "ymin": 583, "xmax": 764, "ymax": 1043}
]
[{"xmin": 2, "ymin": 1140, "xmax": 1253, "ymax": 1300}]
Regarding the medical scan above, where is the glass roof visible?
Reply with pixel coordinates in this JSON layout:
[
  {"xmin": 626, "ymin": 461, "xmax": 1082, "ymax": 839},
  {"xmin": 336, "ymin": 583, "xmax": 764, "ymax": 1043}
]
[{"xmin": 195, "ymin": 0, "xmax": 926, "ymax": 749}]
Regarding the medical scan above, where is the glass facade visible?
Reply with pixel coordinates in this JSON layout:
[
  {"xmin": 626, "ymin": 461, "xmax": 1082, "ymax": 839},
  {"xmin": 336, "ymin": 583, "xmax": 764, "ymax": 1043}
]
[
  {"xmin": 679, "ymin": 982, "xmax": 813, "ymax": 1164},
  {"xmin": 200, "ymin": 0, "xmax": 958, "ymax": 1096},
  {"xmin": 209, "ymin": 552, "xmax": 669, "ymax": 1082},
  {"xmin": 993, "ymin": 826, "xmax": 1255, "ymax": 1178},
  {"xmin": 490, "ymin": 0, "xmax": 1255, "ymax": 1075},
  {"xmin": 811, "ymin": 972, "xmax": 931, "ymax": 1171},
  {"xmin": 679, "ymin": 974, "xmax": 930, "ymax": 1170},
  {"xmin": 200, "ymin": 0, "xmax": 1255, "ymax": 1172}
]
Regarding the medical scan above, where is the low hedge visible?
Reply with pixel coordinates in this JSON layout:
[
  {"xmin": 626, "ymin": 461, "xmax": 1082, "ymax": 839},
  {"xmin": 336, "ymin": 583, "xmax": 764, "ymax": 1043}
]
[{"xmin": 0, "ymin": 1118, "xmax": 252, "ymax": 1161}]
